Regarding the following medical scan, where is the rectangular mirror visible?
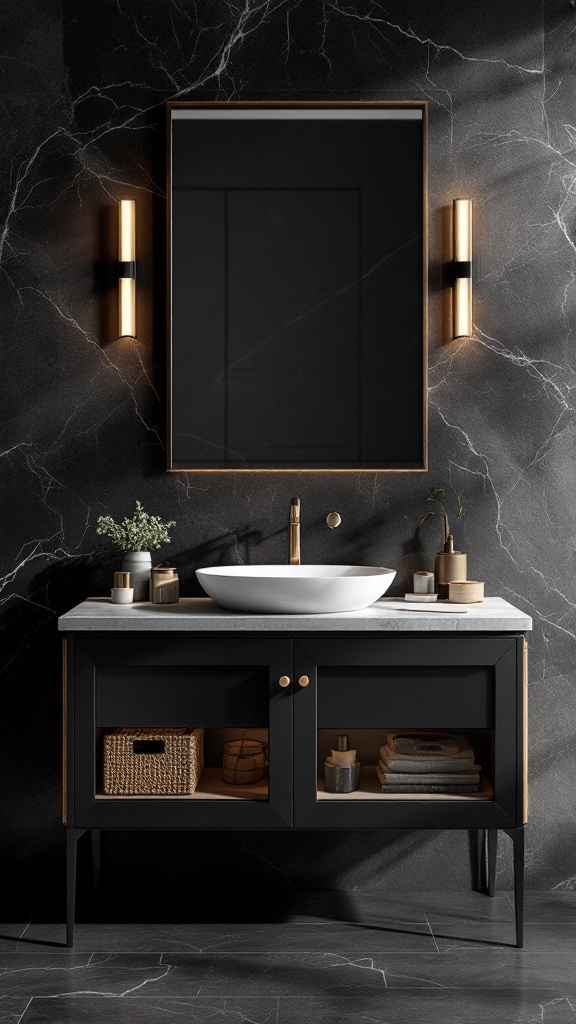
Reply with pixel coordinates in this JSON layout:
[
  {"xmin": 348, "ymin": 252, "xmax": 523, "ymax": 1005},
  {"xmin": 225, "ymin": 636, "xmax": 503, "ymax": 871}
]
[{"xmin": 168, "ymin": 102, "xmax": 427, "ymax": 471}]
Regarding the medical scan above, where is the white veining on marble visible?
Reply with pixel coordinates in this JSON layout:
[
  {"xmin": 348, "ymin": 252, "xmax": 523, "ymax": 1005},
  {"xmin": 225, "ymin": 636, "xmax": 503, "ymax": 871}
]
[{"xmin": 0, "ymin": 1, "xmax": 573, "ymax": 894}]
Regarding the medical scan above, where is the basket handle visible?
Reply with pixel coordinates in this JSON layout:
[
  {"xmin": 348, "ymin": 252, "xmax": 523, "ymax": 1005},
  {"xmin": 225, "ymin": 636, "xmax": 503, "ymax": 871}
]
[{"xmin": 133, "ymin": 739, "xmax": 165, "ymax": 754}]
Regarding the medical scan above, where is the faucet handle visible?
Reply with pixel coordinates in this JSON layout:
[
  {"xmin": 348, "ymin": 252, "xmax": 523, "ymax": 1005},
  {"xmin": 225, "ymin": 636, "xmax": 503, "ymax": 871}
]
[{"xmin": 290, "ymin": 497, "xmax": 301, "ymax": 523}]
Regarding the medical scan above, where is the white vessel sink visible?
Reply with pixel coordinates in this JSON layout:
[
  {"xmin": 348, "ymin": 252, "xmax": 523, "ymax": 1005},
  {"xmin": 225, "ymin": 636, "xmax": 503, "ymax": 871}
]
[{"xmin": 196, "ymin": 564, "xmax": 396, "ymax": 614}]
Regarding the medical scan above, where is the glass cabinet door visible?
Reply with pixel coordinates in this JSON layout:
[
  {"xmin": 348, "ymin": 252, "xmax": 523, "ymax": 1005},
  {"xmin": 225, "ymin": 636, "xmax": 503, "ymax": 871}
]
[
  {"xmin": 70, "ymin": 637, "xmax": 293, "ymax": 829},
  {"xmin": 293, "ymin": 637, "xmax": 522, "ymax": 830}
]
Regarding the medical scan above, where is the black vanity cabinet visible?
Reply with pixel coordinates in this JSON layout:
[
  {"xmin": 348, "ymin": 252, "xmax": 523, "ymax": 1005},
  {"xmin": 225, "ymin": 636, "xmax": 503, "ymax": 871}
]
[{"xmin": 62, "ymin": 625, "xmax": 528, "ymax": 949}]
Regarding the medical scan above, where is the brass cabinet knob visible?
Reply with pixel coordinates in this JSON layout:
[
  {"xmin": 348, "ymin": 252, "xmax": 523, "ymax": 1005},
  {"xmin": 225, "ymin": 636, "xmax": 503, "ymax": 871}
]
[
  {"xmin": 298, "ymin": 675, "xmax": 310, "ymax": 687},
  {"xmin": 278, "ymin": 675, "xmax": 291, "ymax": 688}
]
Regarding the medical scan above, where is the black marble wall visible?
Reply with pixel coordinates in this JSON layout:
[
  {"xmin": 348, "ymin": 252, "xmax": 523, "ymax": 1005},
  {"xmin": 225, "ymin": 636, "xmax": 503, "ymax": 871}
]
[{"xmin": 2, "ymin": 0, "xmax": 575, "ymax": 916}]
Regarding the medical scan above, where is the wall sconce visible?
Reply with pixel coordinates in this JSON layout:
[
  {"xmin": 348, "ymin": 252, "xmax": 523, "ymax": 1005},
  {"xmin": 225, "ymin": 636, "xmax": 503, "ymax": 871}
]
[
  {"xmin": 452, "ymin": 198, "xmax": 472, "ymax": 339},
  {"xmin": 118, "ymin": 199, "xmax": 136, "ymax": 338}
]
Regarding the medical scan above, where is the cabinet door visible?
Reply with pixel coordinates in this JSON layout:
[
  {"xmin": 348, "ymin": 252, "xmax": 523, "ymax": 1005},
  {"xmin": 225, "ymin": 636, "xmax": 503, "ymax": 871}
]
[
  {"xmin": 70, "ymin": 637, "xmax": 293, "ymax": 829},
  {"xmin": 294, "ymin": 637, "xmax": 523, "ymax": 829}
]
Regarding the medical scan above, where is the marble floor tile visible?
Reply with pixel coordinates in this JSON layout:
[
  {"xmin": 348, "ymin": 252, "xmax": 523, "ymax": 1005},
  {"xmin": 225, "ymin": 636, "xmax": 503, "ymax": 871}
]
[
  {"xmin": 422, "ymin": 896, "xmax": 516, "ymax": 924},
  {"xmin": 0, "ymin": 997, "xmax": 32, "ymax": 1024},
  {"xmin": 277, "ymin": 992, "xmax": 576, "ymax": 1023},
  {"xmin": 2, "ymin": 951, "xmax": 390, "ymax": 999},
  {"xmin": 75, "ymin": 951, "xmax": 393, "ymax": 997},
  {"xmin": 378, "ymin": 890, "xmax": 511, "ymax": 912},
  {"xmin": 16, "ymin": 916, "xmax": 434, "ymax": 953},
  {"xmin": 0, "ymin": 929, "xmax": 32, "ymax": 953},
  {"xmin": 20, "ymin": 997, "xmax": 279, "ymax": 1023},
  {"xmin": 516, "ymin": 894, "xmax": 576, "ymax": 924},
  {"xmin": 430, "ymin": 917, "xmax": 576, "ymax": 951},
  {"xmin": 65, "ymin": 950, "xmax": 576, "ymax": 997},
  {"xmin": 288, "ymin": 889, "xmax": 433, "ymax": 921},
  {"xmin": 382, "ymin": 951, "xmax": 576, "ymax": 989},
  {"xmin": 0, "ymin": 954, "xmax": 170, "ymax": 999}
]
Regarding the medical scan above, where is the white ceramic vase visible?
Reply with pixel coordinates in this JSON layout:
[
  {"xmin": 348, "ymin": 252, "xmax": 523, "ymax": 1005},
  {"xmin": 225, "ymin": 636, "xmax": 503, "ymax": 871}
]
[{"xmin": 121, "ymin": 551, "xmax": 152, "ymax": 602}]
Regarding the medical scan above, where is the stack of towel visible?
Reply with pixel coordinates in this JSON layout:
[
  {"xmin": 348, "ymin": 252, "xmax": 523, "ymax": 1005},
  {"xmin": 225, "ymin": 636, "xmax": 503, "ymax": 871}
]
[{"xmin": 377, "ymin": 731, "xmax": 480, "ymax": 793}]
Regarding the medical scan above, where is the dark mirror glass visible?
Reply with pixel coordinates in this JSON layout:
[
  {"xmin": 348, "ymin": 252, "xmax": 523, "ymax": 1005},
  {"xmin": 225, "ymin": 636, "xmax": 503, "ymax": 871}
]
[{"xmin": 168, "ymin": 104, "xmax": 427, "ymax": 470}]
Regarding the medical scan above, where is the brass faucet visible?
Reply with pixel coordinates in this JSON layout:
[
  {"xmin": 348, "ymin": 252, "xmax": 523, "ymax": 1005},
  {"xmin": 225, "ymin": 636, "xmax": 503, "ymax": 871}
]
[{"xmin": 289, "ymin": 497, "xmax": 301, "ymax": 565}]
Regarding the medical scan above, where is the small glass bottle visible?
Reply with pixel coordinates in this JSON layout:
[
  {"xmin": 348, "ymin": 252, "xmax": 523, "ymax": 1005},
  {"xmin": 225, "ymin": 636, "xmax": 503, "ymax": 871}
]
[{"xmin": 150, "ymin": 564, "xmax": 179, "ymax": 604}]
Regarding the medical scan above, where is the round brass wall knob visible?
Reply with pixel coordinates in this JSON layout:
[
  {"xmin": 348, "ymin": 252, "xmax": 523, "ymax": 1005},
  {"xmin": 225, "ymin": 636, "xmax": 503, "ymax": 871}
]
[
  {"xmin": 326, "ymin": 512, "xmax": 342, "ymax": 529},
  {"xmin": 279, "ymin": 675, "xmax": 291, "ymax": 688},
  {"xmin": 298, "ymin": 675, "xmax": 310, "ymax": 687}
]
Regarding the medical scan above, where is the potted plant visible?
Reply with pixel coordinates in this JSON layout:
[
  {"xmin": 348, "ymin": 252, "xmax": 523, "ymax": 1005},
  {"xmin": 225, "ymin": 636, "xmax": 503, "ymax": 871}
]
[
  {"xmin": 418, "ymin": 485, "xmax": 465, "ymax": 546},
  {"xmin": 418, "ymin": 485, "xmax": 466, "ymax": 598},
  {"xmin": 96, "ymin": 501, "xmax": 176, "ymax": 601}
]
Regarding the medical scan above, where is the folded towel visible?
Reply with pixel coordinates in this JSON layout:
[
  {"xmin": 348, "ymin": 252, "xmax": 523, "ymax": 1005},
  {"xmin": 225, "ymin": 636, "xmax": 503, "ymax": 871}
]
[
  {"xmin": 387, "ymin": 731, "xmax": 473, "ymax": 756},
  {"xmin": 376, "ymin": 766, "xmax": 479, "ymax": 793},
  {"xmin": 386, "ymin": 731, "xmax": 461, "ymax": 756},
  {"xmin": 380, "ymin": 744, "xmax": 478, "ymax": 775},
  {"xmin": 378, "ymin": 762, "xmax": 480, "ymax": 785}
]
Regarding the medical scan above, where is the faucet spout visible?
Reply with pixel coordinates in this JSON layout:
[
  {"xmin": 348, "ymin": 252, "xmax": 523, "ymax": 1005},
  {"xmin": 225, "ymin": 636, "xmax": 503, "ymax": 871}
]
[{"xmin": 289, "ymin": 497, "xmax": 301, "ymax": 566}]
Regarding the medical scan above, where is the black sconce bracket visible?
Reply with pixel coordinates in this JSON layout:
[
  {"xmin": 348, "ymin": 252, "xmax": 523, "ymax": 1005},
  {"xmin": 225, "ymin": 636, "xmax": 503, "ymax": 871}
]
[
  {"xmin": 442, "ymin": 255, "xmax": 480, "ymax": 288},
  {"xmin": 454, "ymin": 260, "xmax": 472, "ymax": 279},
  {"xmin": 117, "ymin": 260, "xmax": 136, "ymax": 279}
]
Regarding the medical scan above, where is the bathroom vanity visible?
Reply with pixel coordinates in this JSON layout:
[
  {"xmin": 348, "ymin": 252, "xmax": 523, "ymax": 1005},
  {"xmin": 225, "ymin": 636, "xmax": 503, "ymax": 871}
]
[{"xmin": 59, "ymin": 596, "xmax": 531, "ymax": 947}]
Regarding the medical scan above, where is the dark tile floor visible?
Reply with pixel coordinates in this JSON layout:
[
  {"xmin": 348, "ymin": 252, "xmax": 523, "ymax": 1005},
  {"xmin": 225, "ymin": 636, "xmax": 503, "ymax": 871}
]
[{"xmin": 2, "ymin": 890, "xmax": 576, "ymax": 1022}]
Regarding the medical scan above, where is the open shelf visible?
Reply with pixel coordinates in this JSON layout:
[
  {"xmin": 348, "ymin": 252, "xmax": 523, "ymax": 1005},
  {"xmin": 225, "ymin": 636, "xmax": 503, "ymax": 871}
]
[
  {"xmin": 317, "ymin": 766, "xmax": 493, "ymax": 801},
  {"xmin": 96, "ymin": 767, "xmax": 269, "ymax": 801}
]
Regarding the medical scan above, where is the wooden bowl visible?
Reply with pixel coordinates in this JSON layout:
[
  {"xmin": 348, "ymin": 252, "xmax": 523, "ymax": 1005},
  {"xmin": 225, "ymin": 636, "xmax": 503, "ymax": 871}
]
[{"xmin": 448, "ymin": 581, "xmax": 484, "ymax": 603}]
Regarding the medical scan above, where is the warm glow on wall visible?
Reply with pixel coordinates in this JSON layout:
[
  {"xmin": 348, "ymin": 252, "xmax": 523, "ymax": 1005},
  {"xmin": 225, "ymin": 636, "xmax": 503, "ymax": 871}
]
[
  {"xmin": 118, "ymin": 199, "xmax": 136, "ymax": 338},
  {"xmin": 452, "ymin": 198, "xmax": 472, "ymax": 339}
]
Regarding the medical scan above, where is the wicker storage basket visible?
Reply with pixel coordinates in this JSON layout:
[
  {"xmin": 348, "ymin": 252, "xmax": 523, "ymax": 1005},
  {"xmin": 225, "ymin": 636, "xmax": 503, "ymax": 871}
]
[
  {"xmin": 222, "ymin": 739, "xmax": 266, "ymax": 785},
  {"xmin": 103, "ymin": 728, "xmax": 204, "ymax": 795}
]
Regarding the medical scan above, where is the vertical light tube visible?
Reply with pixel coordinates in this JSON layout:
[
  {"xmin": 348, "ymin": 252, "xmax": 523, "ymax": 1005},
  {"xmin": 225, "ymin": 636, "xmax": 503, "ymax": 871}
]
[
  {"xmin": 453, "ymin": 198, "xmax": 472, "ymax": 339},
  {"xmin": 118, "ymin": 199, "xmax": 136, "ymax": 338}
]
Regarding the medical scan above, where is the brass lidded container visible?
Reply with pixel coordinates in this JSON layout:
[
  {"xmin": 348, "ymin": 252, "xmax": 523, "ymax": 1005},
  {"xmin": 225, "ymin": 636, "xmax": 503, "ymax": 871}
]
[{"xmin": 434, "ymin": 534, "xmax": 467, "ymax": 600}]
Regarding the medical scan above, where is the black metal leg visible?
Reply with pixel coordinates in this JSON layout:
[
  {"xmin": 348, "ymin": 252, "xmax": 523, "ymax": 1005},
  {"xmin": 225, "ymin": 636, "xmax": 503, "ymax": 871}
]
[
  {"xmin": 505, "ymin": 826, "xmax": 525, "ymax": 948},
  {"xmin": 487, "ymin": 829, "xmax": 498, "ymax": 897},
  {"xmin": 91, "ymin": 829, "xmax": 101, "ymax": 898},
  {"xmin": 66, "ymin": 828, "xmax": 85, "ymax": 948}
]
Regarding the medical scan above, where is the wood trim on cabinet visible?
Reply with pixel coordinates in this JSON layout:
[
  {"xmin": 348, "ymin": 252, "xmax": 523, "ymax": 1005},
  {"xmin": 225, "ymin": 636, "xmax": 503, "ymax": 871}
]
[
  {"xmin": 523, "ymin": 638, "xmax": 528, "ymax": 824},
  {"xmin": 62, "ymin": 637, "xmax": 67, "ymax": 825}
]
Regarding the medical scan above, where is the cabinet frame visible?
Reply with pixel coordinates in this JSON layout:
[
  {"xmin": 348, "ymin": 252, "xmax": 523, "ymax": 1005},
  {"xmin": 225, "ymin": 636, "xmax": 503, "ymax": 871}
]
[
  {"xmin": 293, "ymin": 636, "xmax": 522, "ymax": 829},
  {"xmin": 62, "ymin": 629, "xmax": 527, "ymax": 948},
  {"xmin": 68, "ymin": 635, "xmax": 294, "ymax": 829}
]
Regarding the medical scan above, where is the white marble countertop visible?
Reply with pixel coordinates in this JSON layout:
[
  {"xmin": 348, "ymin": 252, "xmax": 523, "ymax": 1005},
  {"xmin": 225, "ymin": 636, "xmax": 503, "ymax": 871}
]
[{"xmin": 58, "ymin": 596, "xmax": 532, "ymax": 632}]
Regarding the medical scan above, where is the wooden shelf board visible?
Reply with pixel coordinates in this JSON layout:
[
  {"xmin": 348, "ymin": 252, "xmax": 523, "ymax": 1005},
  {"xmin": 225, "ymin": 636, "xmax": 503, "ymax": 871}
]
[
  {"xmin": 96, "ymin": 767, "xmax": 268, "ymax": 801},
  {"xmin": 316, "ymin": 767, "xmax": 493, "ymax": 801}
]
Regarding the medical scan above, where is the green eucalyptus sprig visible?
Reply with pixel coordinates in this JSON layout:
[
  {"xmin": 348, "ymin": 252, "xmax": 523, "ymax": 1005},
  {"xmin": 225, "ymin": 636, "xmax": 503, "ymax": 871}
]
[
  {"xmin": 96, "ymin": 501, "xmax": 176, "ymax": 552},
  {"xmin": 418, "ymin": 486, "xmax": 464, "ymax": 545}
]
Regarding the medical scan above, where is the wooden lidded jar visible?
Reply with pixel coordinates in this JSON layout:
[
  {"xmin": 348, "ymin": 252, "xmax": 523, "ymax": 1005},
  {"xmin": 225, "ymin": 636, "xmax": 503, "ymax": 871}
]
[
  {"xmin": 222, "ymin": 739, "xmax": 266, "ymax": 785},
  {"xmin": 150, "ymin": 564, "xmax": 179, "ymax": 604}
]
